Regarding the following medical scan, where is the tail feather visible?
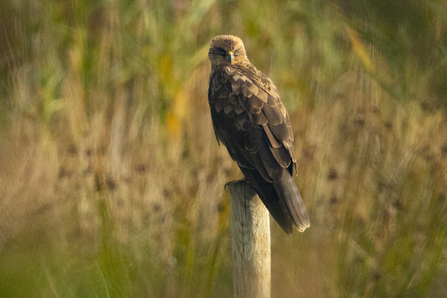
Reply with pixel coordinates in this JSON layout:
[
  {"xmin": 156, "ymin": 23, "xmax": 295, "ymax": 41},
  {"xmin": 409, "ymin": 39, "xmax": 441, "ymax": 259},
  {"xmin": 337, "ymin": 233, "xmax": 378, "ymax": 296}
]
[
  {"xmin": 239, "ymin": 167, "xmax": 309, "ymax": 234},
  {"xmin": 273, "ymin": 173, "xmax": 310, "ymax": 232},
  {"xmin": 239, "ymin": 167, "xmax": 294, "ymax": 234}
]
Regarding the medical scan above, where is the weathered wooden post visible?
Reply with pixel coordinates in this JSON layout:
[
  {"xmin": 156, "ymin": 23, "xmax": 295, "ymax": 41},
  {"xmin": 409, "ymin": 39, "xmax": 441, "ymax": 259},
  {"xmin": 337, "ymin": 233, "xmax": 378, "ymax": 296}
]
[{"xmin": 229, "ymin": 181, "xmax": 271, "ymax": 298}]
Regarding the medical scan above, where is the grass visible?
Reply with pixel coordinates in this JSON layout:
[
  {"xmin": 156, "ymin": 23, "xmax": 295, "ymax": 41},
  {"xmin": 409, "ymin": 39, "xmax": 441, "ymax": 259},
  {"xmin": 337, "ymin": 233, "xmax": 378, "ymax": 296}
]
[{"xmin": 1, "ymin": 0, "xmax": 447, "ymax": 297}]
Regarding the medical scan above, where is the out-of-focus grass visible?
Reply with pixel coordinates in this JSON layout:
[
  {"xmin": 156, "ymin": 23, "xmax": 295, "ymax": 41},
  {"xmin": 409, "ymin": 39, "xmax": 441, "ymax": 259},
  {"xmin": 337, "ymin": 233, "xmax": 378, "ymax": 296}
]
[{"xmin": 1, "ymin": 0, "xmax": 446, "ymax": 297}]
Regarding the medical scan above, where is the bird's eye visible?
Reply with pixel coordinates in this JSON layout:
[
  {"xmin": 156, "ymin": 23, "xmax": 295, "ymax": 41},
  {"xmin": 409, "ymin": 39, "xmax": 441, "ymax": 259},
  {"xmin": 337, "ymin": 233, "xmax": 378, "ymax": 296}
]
[
  {"xmin": 234, "ymin": 48, "xmax": 240, "ymax": 56},
  {"xmin": 216, "ymin": 47, "xmax": 226, "ymax": 56}
]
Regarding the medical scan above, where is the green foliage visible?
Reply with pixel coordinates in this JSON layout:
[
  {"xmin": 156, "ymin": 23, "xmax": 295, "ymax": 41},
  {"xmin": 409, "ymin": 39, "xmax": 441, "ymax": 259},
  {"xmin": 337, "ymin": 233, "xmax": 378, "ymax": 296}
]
[{"xmin": 1, "ymin": 0, "xmax": 447, "ymax": 297}]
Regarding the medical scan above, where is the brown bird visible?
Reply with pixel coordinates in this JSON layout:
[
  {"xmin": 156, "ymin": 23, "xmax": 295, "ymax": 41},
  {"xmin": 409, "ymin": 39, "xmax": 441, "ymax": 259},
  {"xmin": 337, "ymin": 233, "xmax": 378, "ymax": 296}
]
[{"xmin": 207, "ymin": 35, "xmax": 310, "ymax": 234}]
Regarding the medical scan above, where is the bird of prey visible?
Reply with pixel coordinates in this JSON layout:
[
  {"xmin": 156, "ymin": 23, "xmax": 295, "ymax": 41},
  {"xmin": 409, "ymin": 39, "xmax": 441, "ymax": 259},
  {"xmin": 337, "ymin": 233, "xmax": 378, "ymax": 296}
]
[{"xmin": 207, "ymin": 35, "xmax": 310, "ymax": 234}]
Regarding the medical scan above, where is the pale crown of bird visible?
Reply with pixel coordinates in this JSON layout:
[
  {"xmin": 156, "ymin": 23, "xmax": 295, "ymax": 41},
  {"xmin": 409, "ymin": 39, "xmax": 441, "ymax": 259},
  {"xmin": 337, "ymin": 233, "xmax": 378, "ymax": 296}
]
[{"xmin": 208, "ymin": 35, "xmax": 248, "ymax": 67}]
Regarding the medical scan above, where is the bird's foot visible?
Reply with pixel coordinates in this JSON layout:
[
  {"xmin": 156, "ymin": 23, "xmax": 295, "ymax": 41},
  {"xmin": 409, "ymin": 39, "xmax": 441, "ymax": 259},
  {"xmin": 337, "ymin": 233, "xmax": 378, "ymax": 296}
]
[{"xmin": 224, "ymin": 179, "xmax": 248, "ymax": 192}]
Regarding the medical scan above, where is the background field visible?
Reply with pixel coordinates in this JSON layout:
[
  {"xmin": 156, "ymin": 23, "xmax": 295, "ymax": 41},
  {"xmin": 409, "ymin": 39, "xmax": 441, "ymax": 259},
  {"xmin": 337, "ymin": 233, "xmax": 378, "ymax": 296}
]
[{"xmin": 1, "ymin": 0, "xmax": 447, "ymax": 297}]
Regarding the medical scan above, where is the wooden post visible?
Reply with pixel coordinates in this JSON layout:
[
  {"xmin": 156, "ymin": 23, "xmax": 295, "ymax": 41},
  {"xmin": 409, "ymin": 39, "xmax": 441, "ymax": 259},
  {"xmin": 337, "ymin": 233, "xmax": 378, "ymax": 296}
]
[{"xmin": 229, "ymin": 181, "xmax": 271, "ymax": 298}]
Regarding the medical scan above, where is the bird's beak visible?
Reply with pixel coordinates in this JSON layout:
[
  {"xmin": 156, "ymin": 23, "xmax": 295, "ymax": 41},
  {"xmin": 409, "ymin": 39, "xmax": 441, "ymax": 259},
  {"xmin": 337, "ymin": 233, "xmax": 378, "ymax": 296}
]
[{"xmin": 226, "ymin": 51, "xmax": 234, "ymax": 64}]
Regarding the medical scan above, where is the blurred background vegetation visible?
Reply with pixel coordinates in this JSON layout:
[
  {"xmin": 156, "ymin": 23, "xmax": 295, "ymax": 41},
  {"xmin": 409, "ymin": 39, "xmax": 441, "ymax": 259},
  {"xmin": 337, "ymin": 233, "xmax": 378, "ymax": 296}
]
[{"xmin": 1, "ymin": 0, "xmax": 447, "ymax": 297}]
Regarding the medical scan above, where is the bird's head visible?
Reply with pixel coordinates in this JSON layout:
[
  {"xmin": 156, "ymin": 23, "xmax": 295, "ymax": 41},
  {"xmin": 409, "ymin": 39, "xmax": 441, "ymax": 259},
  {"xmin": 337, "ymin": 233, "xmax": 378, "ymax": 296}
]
[{"xmin": 208, "ymin": 35, "xmax": 248, "ymax": 68}]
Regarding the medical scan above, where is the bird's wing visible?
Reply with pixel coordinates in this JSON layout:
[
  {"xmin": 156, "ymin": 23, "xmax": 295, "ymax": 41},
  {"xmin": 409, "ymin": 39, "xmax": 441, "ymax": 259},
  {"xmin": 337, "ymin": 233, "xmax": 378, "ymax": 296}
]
[{"xmin": 223, "ymin": 64, "xmax": 296, "ymax": 180}]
